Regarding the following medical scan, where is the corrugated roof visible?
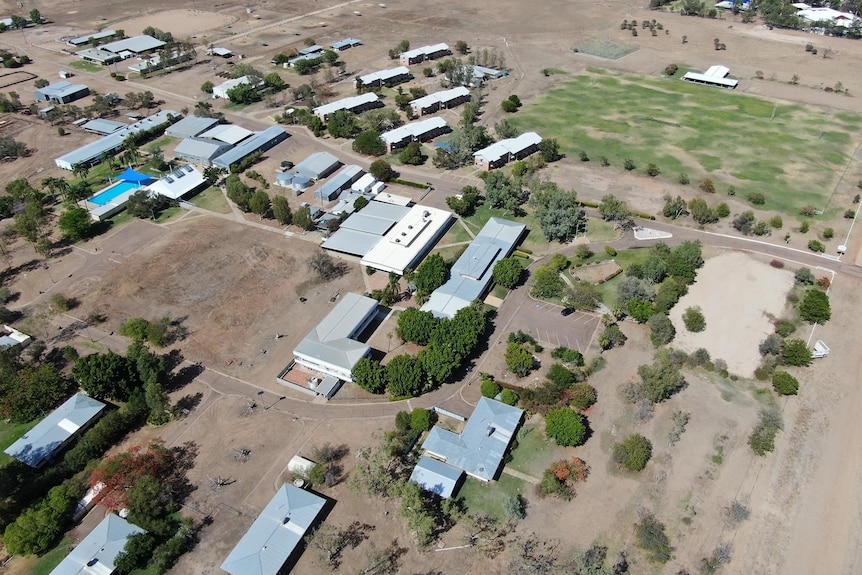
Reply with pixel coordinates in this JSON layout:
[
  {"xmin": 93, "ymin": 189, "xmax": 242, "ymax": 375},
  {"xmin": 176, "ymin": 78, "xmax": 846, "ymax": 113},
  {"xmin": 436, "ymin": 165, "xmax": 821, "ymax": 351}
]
[
  {"xmin": 360, "ymin": 205, "xmax": 453, "ymax": 275},
  {"xmin": 681, "ymin": 72, "xmax": 738, "ymax": 88},
  {"xmin": 199, "ymin": 124, "xmax": 253, "ymax": 145},
  {"xmin": 358, "ymin": 66, "xmax": 411, "ymax": 86},
  {"xmin": 381, "ymin": 117, "xmax": 448, "ymax": 145},
  {"xmin": 421, "ymin": 397, "xmax": 523, "ymax": 482},
  {"xmin": 69, "ymin": 29, "xmax": 116, "ymax": 45},
  {"xmin": 294, "ymin": 151, "xmax": 341, "ymax": 180},
  {"xmin": 174, "ymin": 137, "xmax": 232, "ymax": 162},
  {"xmin": 221, "ymin": 484, "xmax": 325, "ymax": 575},
  {"xmin": 400, "ymin": 43, "xmax": 450, "ymax": 60},
  {"xmin": 331, "ymin": 38, "xmax": 361, "ymax": 50},
  {"xmin": 165, "ymin": 115, "xmax": 220, "ymax": 139},
  {"xmin": 410, "ymin": 456, "xmax": 464, "ymax": 498},
  {"xmin": 50, "ymin": 514, "xmax": 145, "ymax": 575},
  {"xmin": 212, "ymin": 126, "xmax": 289, "ymax": 169},
  {"xmin": 82, "ymin": 118, "xmax": 126, "ymax": 135},
  {"xmin": 36, "ymin": 81, "xmax": 89, "ymax": 99},
  {"xmin": 474, "ymin": 132, "xmax": 542, "ymax": 163},
  {"xmin": 101, "ymin": 34, "xmax": 165, "ymax": 54},
  {"xmin": 422, "ymin": 217, "xmax": 524, "ymax": 318},
  {"xmin": 5, "ymin": 393, "xmax": 106, "ymax": 467},
  {"xmin": 316, "ymin": 165, "xmax": 364, "ymax": 201},
  {"xmin": 409, "ymin": 86, "xmax": 470, "ymax": 110},
  {"xmin": 293, "ymin": 293, "xmax": 377, "ymax": 378},
  {"xmin": 147, "ymin": 165, "xmax": 206, "ymax": 200},
  {"xmin": 313, "ymin": 93, "xmax": 378, "ymax": 118}
]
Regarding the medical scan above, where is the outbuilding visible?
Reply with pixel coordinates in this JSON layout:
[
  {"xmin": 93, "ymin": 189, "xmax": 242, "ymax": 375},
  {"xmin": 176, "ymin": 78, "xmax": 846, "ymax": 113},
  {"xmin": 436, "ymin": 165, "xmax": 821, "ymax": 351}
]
[{"xmin": 34, "ymin": 81, "xmax": 90, "ymax": 104}]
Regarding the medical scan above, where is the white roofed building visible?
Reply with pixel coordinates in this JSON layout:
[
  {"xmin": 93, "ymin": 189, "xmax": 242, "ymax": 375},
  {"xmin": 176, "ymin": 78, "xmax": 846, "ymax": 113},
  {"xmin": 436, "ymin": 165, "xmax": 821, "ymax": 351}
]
[
  {"xmin": 313, "ymin": 93, "xmax": 381, "ymax": 120},
  {"xmin": 212, "ymin": 75, "xmax": 263, "ymax": 99},
  {"xmin": 399, "ymin": 43, "xmax": 451, "ymax": 65},
  {"xmin": 360, "ymin": 205, "xmax": 453, "ymax": 275},
  {"xmin": 473, "ymin": 132, "xmax": 542, "ymax": 170},
  {"xmin": 292, "ymin": 293, "xmax": 378, "ymax": 382},
  {"xmin": 358, "ymin": 66, "xmax": 413, "ymax": 88},
  {"xmin": 409, "ymin": 86, "xmax": 471, "ymax": 116},
  {"xmin": 147, "ymin": 165, "xmax": 207, "ymax": 200},
  {"xmin": 381, "ymin": 117, "xmax": 450, "ymax": 153}
]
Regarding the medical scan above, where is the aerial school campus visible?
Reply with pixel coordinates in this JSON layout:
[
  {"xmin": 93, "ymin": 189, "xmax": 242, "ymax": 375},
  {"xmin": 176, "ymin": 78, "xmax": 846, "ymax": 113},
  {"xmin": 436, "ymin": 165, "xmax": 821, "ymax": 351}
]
[{"xmin": 0, "ymin": 0, "xmax": 861, "ymax": 573}]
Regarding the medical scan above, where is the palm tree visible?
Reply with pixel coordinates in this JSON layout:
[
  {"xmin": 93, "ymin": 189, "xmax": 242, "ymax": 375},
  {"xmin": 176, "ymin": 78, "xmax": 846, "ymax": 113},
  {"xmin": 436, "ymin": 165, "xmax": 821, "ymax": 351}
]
[{"xmin": 71, "ymin": 162, "xmax": 90, "ymax": 181}]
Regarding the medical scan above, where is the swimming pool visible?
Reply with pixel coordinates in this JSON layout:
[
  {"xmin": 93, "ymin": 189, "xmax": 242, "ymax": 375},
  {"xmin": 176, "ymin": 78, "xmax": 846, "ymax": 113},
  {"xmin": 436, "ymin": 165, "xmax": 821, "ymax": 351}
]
[{"xmin": 88, "ymin": 181, "xmax": 142, "ymax": 206}]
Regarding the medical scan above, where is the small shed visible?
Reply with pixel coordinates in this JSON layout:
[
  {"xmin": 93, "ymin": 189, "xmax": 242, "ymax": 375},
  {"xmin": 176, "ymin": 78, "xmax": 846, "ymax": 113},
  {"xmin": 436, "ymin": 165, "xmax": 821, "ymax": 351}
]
[
  {"xmin": 275, "ymin": 172, "xmax": 294, "ymax": 188},
  {"xmin": 288, "ymin": 455, "xmax": 317, "ymax": 477},
  {"xmin": 351, "ymin": 173, "xmax": 377, "ymax": 194}
]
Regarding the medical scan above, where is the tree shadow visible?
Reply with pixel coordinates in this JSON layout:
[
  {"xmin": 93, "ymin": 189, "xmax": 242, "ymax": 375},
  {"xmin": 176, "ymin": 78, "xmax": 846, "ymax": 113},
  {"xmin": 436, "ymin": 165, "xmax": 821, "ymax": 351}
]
[
  {"xmin": 168, "ymin": 362, "xmax": 203, "ymax": 392},
  {"xmin": 173, "ymin": 392, "xmax": 203, "ymax": 418}
]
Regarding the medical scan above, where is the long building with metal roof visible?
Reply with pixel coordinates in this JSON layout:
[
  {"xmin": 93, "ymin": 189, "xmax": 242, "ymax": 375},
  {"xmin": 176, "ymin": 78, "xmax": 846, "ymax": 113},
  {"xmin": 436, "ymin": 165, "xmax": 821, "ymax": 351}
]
[
  {"xmin": 360, "ymin": 205, "xmax": 453, "ymax": 275},
  {"xmin": 409, "ymin": 86, "xmax": 471, "ymax": 116},
  {"xmin": 330, "ymin": 37, "xmax": 361, "ymax": 51},
  {"xmin": 322, "ymin": 200, "xmax": 411, "ymax": 257},
  {"xmin": 294, "ymin": 151, "xmax": 342, "ymax": 180},
  {"xmin": 473, "ymin": 132, "xmax": 542, "ymax": 171},
  {"xmin": 399, "ymin": 43, "xmax": 451, "ymax": 65},
  {"xmin": 55, "ymin": 110, "xmax": 178, "ymax": 170},
  {"xmin": 4, "ymin": 393, "xmax": 106, "ymax": 468},
  {"xmin": 315, "ymin": 165, "xmax": 364, "ymax": 202},
  {"xmin": 313, "ymin": 93, "xmax": 381, "ymax": 120},
  {"xmin": 34, "ymin": 81, "xmax": 90, "ymax": 104},
  {"xmin": 380, "ymin": 116, "xmax": 449, "ymax": 153},
  {"xmin": 293, "ymin": 293, "xmax": 378, "ymax": 382},
  {"xmin": 357, "ymin": 66, "xmax": 412, "ymax": 88},
  {"xmin": 421, "ymin": 217, "xmax": 525, "ymax": 319},
  {"xmin": 165, "ymin": 115, "xmax": 220, "ymax": 139},
  {"xmin": 220, "ymin": 484, "xmax": 326, "ymax": 575},
  {"xmin": 212, "ymin": 126, "xmax": 289, "ymax": 169},
  {"xmin": 49, "ymin": 514, "xmax": 145, "ymax": 575}
]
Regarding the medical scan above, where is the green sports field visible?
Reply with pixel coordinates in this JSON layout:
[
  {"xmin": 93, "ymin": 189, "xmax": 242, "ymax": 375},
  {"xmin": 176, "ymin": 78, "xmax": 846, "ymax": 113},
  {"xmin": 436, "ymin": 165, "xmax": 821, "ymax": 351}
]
[{"xmin": 511, "ymin": 68, "xmax": 862, "ymax": 214}]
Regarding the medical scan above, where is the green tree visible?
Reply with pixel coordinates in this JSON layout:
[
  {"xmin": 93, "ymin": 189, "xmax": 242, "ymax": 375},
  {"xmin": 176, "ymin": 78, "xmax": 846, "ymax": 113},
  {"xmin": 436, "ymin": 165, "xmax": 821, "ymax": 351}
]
[
  {"xmin": 682, "ymin": 306, "xmax": 706, "ymax": 332},
  {"xmin": 249, "ymin": 190, "xmax": 271, "ymax": 219},
  {"xmin": 481, "ymin": 377, "xmax": 502, "ymax": 398},
  {"xmin": 263, "ymin": 71, "xmax": 285, "ymax": 90},
  {"xmin": 613, "ymin": 434, "xmax": 652, "ymax": 471},
  {"xmin": 354, "ymin": 196, "xmax": 369, "ymax": 212},
  {"xmin": 414, "ymin": 253, "xmax": 448, "ymax": 296},
  {"xmin": 399, "ymin": 141, "xmax": 424, "ymax": 165},
  {"xmin": 772, "ymin": 370, "xmax": 799, "ymax": 395},
  {"xmin": 3, "ymin": 482, "xmax": 80, "ymax": 556},
  {"xmin": 647, "ymin": 313, "xmax": 676, "ymax": 346},
  {"xmin": 782, "ymin": 339, "xmax": 812, "ymax": 366},
  {"xmin": 637, "ymin": 354, "xmax": 686, "ymax": 403},
  {"xmin": 635, "ymin": 513, "xmax": 672, "ymax": 563},
  {"xmin": 57, "ymin": 207, "xmax": 94, "ymax": 240},
  {"xmin": 293, "ymin": 205, "xmax": 314, "ymax": 230},
  {"xmin": 115, "ymin": 532, "xmax": 158, "ymax": 574},
  {"xmin": 386, "ymin": 354, "xmax": 425, "ymax": 397},
  {"xmin": 598, "ymin": 324, "xmax": 627, "ymax": 350},
  {"xmin": 445, "ymin": 186, "xmax": 481, "ymax": 217},
  {"xmin": 200, "ymin": 80, "xmax": 214, "ymax": 94},
  {"xmin": 410, "ymin": 408, "xmax": 434, "ymax": 431},
  {"xmin": 689, "ymin": 197, "xmax": 717, "ymax": 224},
  {"xmin": 492, "ymin": 257, "xmax": 523, "ymax": 289},
  {"xmin": 327, "ymin": 110, "xmax": 360, "ymax": 138},
  {"xmin": 626, "ymin": 298, "xmax": 654, "ymax": 323},
  {"xmin": 73, "ymin": 351, "xmax": 137, "ymax": 401},
  {"xmin": 529, "ymin": 181, "xmax": 586, "ymax": 242},
  {"xmin": 505, "ymin": 343, "xmax": 534, "ymax": 377},
  {"xmin": 272, "ymin": 195, "xmax": 292, "ymax": 225},
  {"xmin": 544, "ymin": 408, "xmax": 588, "ymax": 447},
  {"xmin": 662, "ymin": 195, "xmax": 689, "ymax": 219},
  {"xmin": 0, "ymin": 364, "xmax": 75, "ymax": 423},
  {"xmin": 569, "ymin": 383, "xmax": 597, "ymax": 411},
  {"xmin": 352, "ymin": 357, "xmax": 387, "ymax": 394},
  {"xmin": 798, "ymin": 289, "xmax": 830, "ymax": 324},
  {"xmin": 397, "ymin": 307, "xmax": 438, "ymax": 345},
  {"xmin": 538, "ymin": 138, "xmax": 561, "ymax": 162},
  {"xmin": 353, "ymin": 130, "xmax": 386, "ymax": 156},
  {"xmin": 226, "ymin": 82, "xmax": 261, "ymax": 104},
  {"xmin": 369, "ymin": 159, "xmax": 394, "ymax": 182},
  {"xmin": 598, "ymin": 194, "xmax": 633, "ymax": 229},
  {"xmin": 530, "ymin": 265, "xmax": 565, "ymax": 299}
]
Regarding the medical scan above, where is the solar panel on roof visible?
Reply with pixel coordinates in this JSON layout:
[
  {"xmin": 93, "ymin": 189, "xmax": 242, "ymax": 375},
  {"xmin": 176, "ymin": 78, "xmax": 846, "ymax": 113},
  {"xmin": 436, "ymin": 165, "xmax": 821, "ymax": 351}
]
[{"xmin": 165, "ymin": 177, "xmax": 174, "ymax": 183}]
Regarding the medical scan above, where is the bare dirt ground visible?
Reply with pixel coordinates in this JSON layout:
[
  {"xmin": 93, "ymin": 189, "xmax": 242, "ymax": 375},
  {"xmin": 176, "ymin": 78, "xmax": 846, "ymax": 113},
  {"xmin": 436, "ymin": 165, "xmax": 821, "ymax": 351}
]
[
  {"xmin": 670, "ymin": 251, "xmax": 795, "ymax": 377},
  {"xmin": 0, "ymin": 0, "xmax": 861, "ymax": 573}
]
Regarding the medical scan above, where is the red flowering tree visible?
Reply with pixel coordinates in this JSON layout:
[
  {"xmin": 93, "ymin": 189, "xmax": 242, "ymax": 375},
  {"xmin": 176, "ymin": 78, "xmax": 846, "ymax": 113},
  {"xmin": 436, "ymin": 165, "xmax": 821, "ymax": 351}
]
[{"xmin": 90, "ymin": 440, "xmax": 175, "ymax": 510}]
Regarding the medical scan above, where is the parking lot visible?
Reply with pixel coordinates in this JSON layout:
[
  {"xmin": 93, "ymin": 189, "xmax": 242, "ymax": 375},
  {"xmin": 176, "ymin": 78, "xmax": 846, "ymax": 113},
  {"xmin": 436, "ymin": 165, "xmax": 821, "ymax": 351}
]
[{"xmin": 507, "ymin": 301, "xmax": 600, "ymax": 353}]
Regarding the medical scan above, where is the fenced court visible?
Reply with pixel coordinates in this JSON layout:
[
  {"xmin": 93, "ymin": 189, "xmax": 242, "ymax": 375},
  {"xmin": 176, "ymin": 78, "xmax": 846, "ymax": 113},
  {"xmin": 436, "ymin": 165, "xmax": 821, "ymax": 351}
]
[{"xmin": 571, "ymin": 39, "xmax": 638, "ymax": 60}]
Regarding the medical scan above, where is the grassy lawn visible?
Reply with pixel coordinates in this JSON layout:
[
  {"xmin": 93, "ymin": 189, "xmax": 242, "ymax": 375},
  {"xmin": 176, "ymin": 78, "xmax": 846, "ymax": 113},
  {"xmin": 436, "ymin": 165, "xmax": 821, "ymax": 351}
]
[
  {"xmin": 595, "ymin": 247, "xmax": 654, "ymax": 308},
  {"xmin": 511, "ymin": 68, "xmax": 860, "ymax": 215},
  {"xmin": 69, "ymin": 60, "xmax": 103, "ymax": 73},
  {"xmin": 585, "ymin": 217, "xmax": 621, "ymax": 242},
  {"xmin": 30, "ymin": 537, "xmax": 75, "ymax": 575},
  {"xmin": 437, "ymin": 219, "xmax": 472, "ymax": 245},
  {"xmin": 458, "ymin": 473, "xmax": 526, "ymax": 521},
  {"xmin": 154, "ymin": 205, "xmax": 186, "ymax": 224},
  {"xmin": 188, "ymin": 186, "xmax": 231, "ymax": 213},
  {"xmin": 0, "ymin": 419, "xmax": 37, "ymax": 466},
  {"xmin": 144, "ymin": 135, "xmax": 178, "ymax": 153},
  {"xmin": 492, "ymin": 285, "xmax": 510, "ymax": 299},
  {"xmin": 507, "ymin": 424, "xmax": 555, "ymax": 476}
]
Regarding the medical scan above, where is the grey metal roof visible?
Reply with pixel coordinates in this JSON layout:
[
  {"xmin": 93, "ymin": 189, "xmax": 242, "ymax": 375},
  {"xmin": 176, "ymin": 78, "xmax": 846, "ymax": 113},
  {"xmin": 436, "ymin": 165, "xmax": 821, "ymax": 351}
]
[
  {"xmin": 82, "ymin": 118, "xmax": 126, "ymax": 135},
  {"xmin": 322, "ymin": 201, "xmax": 410, "ymax": 256},
  {"xmin": 220, "ymin": 485, "xmax": 326, "ymax": 575},
  {"xmin": 293, "ymin": 293, "xmax": 377, "ymax": 375},
  {"xmin": 36, "ymin": 81, "xmax": 89, "ymax": 100},
  {"xmin": 55, "ymin": 110, "xmax": 177, "ymax": 170},
  {"xmin": 68, "ymin": 29, "xmax": 116, "ymax": 45},
  {"xmin": 174, "ymin": 137, "xmax": 232, "ymax": 162},
  {"xmin": 421, "ymin": 397, "xmax": 524, "ymax": 482},
  {"xmin": 298, "ymin": 44, "xmax": 324, "ymax": 56},
  {"xmin": 474, "ymin": 132, "xmax": 542, "ymax": 164},
  {"xmin": 199, "ymin": 124, "xmax": 253, "ymax": 145},
  {"xmin": 422, "ymin": 217, "xmax": 525, "ymax": 319},
  {"xmin": 147, "ymin": 165, "xmax": 206, "ymax": 200},
  {"xmin": 165, "ymin": 115, "xmax": 220, "ymax": 139},
  {"xmin": 212, "ymin": 126, "xmax": 289, "ymax": 169},
  {"xmin": 410, "ymin": 456, "xmax": 464, "ymax": 498},
  {"xmin": 50, "ymin": 513, "xmax": 145, "ymax": 575},
  {"xmin": 331, "ymin": 38, "xmax": 361, "ymax": 50},
  {"xmin": 315, "ymin": 165, "xmax": 363, "ymax": 201},
  {"xmin": 321, "ymin": 229, "xmax": 382, "ymax": 256},
  {"xmin": 101, "ymin": 35, "xmax": 165, "ymax": 54},
  {"xmin": 294, "ymin": 151, "xmax": 341, "ymax": 180},
  {"xmin": 4, "ymin": 393, "xmax": 106, "ymax": 468}
]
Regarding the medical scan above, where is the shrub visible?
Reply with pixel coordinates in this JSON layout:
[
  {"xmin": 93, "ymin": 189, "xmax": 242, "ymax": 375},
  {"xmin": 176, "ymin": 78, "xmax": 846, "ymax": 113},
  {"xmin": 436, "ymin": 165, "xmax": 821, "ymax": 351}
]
[
  {"xmin": 569, "ymin": 383, "xmax": 597, "ymax": 411},
  {"xmin": 772, "ymin": 371, "xmax": 799, "ymax": 395},
  {"xmin": 678, "ymin": 173, "xmax": 690, "ymax": 185},
  {"xmin": 716, "ymin": 202, "xmax": 730, "ymax": 217},
  {"xmin": 699, "ymin": 178, "xmax": 715, "ymax": 193},
  {"xmin": 579, "ymin": 150, "xmax": 589, "ymax": 161},
  {"xmin": 545, "ymin": 408, "xmax": 588, "ymax": 447},
  {"xmin": 782, "ymin": 338, "xmax": 812, "ymax": 366},
  {"xmin": 613, "ymin": 433, "xmax": 652, "ymax": 471},
  {"xmin": 635, "ymin": 512, "xmax": 672, "ymax": 563},
  {"xmin": 747, "ymin": 192, "xmax": 766, "ymax": 205},
  {"xmin": 822, "ymin": 227, "xmax": 834, "ymax": 239},
  {"xmin": 845, "ymin": 209, "xmax": 855, "ymax": 219},
  {"xmin": 605, "ymin": 246, "xmax": 617, "ymax": 256},
  {"xmin": 481, "ymin": 377, "xmax": 501, "ymax": 398},
  {"xmin": 624, "ymin": 158, "xmax": 636, "ymax": 171},
  {"xmin": 500, "ymin": 388, "xmax": 519, "ymax": 405},
  {"xmin": 794, "ymin": 267, "xmax": 815, "ymax": 285},
  {"xmin": 798, "ymin": 289, "xmax": 830, "ymax": 324},
  {"xmin": 749, "ymin": 409, "xmax": 782, "ymax": 455},
  {"xmin": 774, "ymin": 319, "xmax": 796, "ymax": 337},
  {"xmin": 799, "ymin": 220, "xmax": 810, "ymax": 233},
  {"xmin": 410, "ymin": 408, "xmax": 434, "ymax": 431},
  {"xmin": 769, "ymin": 259, "xmax": 784, "ymax": 268},
  {"xmin": 807, "ymin": 239, "xmax": 826, "ymax": 253},
  {"xmin": 551, "ymin": 347, "xmax": 584, "ymax": 366},
  {"xmin": 646, "ymin": 163, "xmax": 660, "ymax": 177},
  {"xmin": 682, "ymin": 306, "xmax": 706, "ymax": 332},
  {"xmin": 769, "ymin": 215, "xmax": 783, "ymax": 229}
]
